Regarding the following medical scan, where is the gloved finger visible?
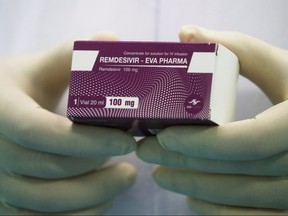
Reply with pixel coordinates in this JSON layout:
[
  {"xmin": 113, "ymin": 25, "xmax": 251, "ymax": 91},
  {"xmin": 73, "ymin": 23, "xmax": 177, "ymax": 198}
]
[
  {"xmin": 0, "ymin": 163, "xmax": 136, "ymax": 213},
  {"xmin": 153, "ymin": 166, "xmax": 288, "ymax": 210},
  {"xmin": 137, "ymin": 136, "xmax": 288, "ymax": 176},
  {"xmin": 179, "ymin": 25, "xmax": 288, "ymax": 104},
  {"xmin": 0, "ymin": 135, "xmax": 108, "ymax": 179},
  {"xmin": 156, "ymin": 100, "xmax": 288, "ymax": 161},
  {"xmin": 0, "ymin": 89, "xmax": 136, "ymax": 157},
  {"xmin": 187, "ymin": 197, "xmax": 288, "ymax": 216},
  {"xmin": 32, "ymin": 31, "xmax": 119, "ymax": 84},
  {"xmin": 0, "ymin": 199, "xmax": 112, "ymax": 215},
  {"xmin": 19, "ymin": 32, "xmax": 119, "ymax": 110}
]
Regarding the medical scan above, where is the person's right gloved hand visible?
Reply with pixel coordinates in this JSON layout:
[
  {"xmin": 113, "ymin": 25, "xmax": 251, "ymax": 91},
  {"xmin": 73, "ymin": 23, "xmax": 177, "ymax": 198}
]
[
  {"xmin": 0, "ymin": 32, "xmax": 136, "ymax": 215},
  {"xmin": 137, "ymin": 25, "xmax": 288, "ymax": 215}
]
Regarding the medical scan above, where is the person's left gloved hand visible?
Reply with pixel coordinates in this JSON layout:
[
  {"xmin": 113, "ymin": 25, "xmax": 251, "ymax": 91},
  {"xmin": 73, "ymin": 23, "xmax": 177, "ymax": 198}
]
[{"xmin": 0, "ymin": 32, "xmax": 136, "ymax": 215}]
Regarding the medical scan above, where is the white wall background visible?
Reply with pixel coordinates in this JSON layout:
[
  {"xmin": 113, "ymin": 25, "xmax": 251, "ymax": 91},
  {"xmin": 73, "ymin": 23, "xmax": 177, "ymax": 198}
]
[{"xmin": 1, "ymin": 0, "xmax": 287, "ymax": 215}]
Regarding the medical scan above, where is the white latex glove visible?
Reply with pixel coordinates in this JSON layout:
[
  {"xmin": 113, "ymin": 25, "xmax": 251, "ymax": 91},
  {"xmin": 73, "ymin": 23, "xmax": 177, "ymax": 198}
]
[
  {"xmin": 0, "ymin": 32, "xmax": 136, "ymax": 215},
  {"xmin": 137, "ymin": 25, "xmax": 288, "ymax": 215}
]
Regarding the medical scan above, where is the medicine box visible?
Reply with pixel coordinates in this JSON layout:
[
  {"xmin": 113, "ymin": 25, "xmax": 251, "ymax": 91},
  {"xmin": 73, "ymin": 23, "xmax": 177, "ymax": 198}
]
[{"xmin": 67, "ymin": 41, "xmax": 239, "ymax": 135}]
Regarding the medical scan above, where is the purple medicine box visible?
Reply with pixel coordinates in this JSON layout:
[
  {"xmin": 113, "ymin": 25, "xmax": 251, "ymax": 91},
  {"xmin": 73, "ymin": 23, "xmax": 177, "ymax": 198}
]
[{"xmin": 67, "ymin": 41, "xmax": 239, "ymax": 135}]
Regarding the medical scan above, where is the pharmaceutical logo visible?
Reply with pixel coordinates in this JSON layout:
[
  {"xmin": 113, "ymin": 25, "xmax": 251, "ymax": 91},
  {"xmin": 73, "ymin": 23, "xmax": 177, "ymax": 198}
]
[
  {"xmin": 188, "ymin": 99, "xmax": 201, "ymax": 106},
  {"xmin": 184, "ymin": 94, "xmax": 204, "ymax": 114}
]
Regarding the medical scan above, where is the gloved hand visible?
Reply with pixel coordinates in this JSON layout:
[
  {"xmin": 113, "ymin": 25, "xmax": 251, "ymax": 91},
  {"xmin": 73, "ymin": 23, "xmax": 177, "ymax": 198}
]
[
  {"xmin": 0, "ymin": 32, "xmax": 136, "ymax": 215},
  {"xmin": 137, "ymin": 25, "xmax": 288, "ymax": 215}
]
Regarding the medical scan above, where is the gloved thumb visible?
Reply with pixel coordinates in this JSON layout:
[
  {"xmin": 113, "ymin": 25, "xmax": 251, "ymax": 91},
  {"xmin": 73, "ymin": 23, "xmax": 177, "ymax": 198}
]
[
  {"xmin": 24, "ymin": 31, "xmax": 119, "ymax": 109},
  {"xmin": 179, "ymin": 25, "xmax": 288, "ymax": 104}
]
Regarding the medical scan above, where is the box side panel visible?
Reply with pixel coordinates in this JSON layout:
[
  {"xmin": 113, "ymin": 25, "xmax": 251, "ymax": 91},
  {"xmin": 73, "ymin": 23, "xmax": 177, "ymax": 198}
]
[{"xmin": 210, "ymin": 45, "xmax": 239, "ymax": 124}]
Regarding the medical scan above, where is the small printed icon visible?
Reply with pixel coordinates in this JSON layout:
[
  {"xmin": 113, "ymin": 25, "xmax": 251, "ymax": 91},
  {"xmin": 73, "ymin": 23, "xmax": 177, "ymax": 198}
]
[
  {"xmin": 184, "ymin": 94, "xmax": 203, "ymax": 114},
  {"xmin": 188, "ymin": 99, "xmax": 201, "ymax": 105}
]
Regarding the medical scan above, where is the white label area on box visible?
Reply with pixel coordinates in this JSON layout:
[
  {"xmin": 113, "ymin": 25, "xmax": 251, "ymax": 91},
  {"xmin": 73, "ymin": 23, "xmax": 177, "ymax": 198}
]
[
  {"xmin": 105, "ymin": 96, "xmax": 139, "ymax": 109},
  {"xmin": 71, "ymin": 50, "xmax": 100, "ymax": 71},
  {"xmin": 188, "ymin": 52, "xmax": 215, "ymax": 73}
]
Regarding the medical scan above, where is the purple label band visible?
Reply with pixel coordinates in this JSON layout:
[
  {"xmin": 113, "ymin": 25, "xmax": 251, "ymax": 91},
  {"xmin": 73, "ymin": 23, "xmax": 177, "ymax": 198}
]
[{"xmin": 67, "ymin": 41, "xmax": 223, "ymax": 135}]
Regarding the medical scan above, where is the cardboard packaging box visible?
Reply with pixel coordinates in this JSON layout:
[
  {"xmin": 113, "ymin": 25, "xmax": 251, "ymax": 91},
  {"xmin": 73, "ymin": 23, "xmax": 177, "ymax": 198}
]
[{"xmin": 67, "ymin": 41, "xmax": 239, "ymax": 135}]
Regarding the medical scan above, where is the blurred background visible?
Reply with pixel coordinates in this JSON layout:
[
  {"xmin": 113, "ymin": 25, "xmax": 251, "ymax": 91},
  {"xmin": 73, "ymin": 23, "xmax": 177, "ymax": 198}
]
[{"xmin": 1, "ymin": 0, "xmax": 287, "ymax": 215}]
